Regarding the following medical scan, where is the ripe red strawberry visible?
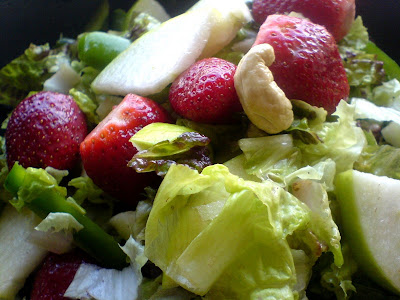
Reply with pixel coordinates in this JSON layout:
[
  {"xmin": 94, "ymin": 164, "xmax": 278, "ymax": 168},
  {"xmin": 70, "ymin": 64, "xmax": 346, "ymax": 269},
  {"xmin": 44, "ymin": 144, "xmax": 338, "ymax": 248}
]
[
  {"xmin": 253, "ymin": 14, "xmax": 349, "ymax": 114},
  {"xmin": 169, "ymin": 57, "xmax": 242, "ymax": 124},
  {"xmin": 252, "ymin": 0, "xmax": 356, "ymax": 41},
  {"xmin": 80, "ymin": 94, "xmax": 172, "ymax": 205},
  {"xmin": 5, "ymin": 91, "xmax": 87, "ymax": 170},
  {"xmin": 30, "ymin": 250, "xmax": 92, "ymax": 300}
]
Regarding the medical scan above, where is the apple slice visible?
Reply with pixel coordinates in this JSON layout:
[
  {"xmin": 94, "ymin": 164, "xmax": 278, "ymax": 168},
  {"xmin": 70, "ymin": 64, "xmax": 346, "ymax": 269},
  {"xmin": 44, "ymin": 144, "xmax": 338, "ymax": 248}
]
[
  {"xmin": 335, "ymin": 170, "xmax": 400, "ymax": 294},
  {"xmin": 91, "ymin": 0, "xmax": 251, "ymax": 97}
]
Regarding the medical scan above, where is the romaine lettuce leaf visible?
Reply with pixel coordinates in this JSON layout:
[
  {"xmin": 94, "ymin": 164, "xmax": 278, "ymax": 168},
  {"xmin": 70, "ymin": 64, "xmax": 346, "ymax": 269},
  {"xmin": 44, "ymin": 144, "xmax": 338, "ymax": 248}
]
[
  {"xmin": 291, "ymin": 180, "xmax": 343, "ymax": 267},
  {"xmin": 338, "ymin": 17, "xmax": 385, "ymax": 97},
  {"xmin": 318, "ymin": 244, "xmax": 357, "ymax": 300},
  {"xmin": 145, "ymin": 164, "xmax": 311, "ymax": 298},
  {"xmin": 69, "ymin": 66, "xmax": 101, "ymax": 125},
  {"xmin": 0, "ymin": 43, "xmax": 75, "ymax": 107},
  {"xmin": 352, "ymin": 97, "xmax": 400, "ymax": 123},
  {"xmin": 295, "ymin": 101, "xmax": 366, "ymax": 174},
  {"xmin": 369, "ymin": 79, "xmax": 400, "ymax": 108},
  {"xmin": 68, "ymin": 176, "xmax": 104, "ymax": 205},
  {"xmin": 355, "ymin": 144, "xmax": 400, "ymax": 179},
  {"xmin": 35, "ymin": 212, "xmax": 84, "ymax": 233},
  {"xmin": 230, "ymin": 101, "xmax": 365, "ymax": 188},
  {"xmin": 109, "ymin": 200, "xmax": 152, "ymax": 242}
]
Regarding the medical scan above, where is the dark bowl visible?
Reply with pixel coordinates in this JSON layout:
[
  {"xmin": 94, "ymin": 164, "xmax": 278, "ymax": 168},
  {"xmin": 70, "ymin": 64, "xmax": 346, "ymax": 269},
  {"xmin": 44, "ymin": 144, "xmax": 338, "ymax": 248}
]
[{"xmin": 0, "ymin": 0, "xmax": 399, "ymax": 67}]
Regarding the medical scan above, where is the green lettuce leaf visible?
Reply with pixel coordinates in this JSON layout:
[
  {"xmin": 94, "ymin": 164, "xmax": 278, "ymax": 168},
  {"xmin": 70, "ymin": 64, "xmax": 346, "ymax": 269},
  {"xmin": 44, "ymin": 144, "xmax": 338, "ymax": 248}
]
[
  {"xmin": 295, "ymin": 101, "xmax": 366, "ymax": 174},
  {"xmin": 109, "ymin": 200, "xmax": 152, "ymax": 242},
  {"xmin": 0, "ymin": 136, "xmax": 11, "ymax": 206},
  {"xmin": 311, "ymin": 243, "xmax": 358, "ymax": 300},
  {"xmin": 369, "ymin": 79, "xmax": 400, "ymax": 108},
  {"xmin": 287, "ymin": 99, "xmax": 328, "ymax": 145},
  {"xmin": 291, "ymin": 180, "xmax": 343, "ymax": 267},
  {"xmin": 176, "ymin": 118, "xmax": 248, "ymax": 163},
  {"xmin": 352, "ymin": 97, "xmax": 400, "ymax": 124},
  {"xmin": 69, "ymin": 66, "xmax": 101, "ymax": 126},
  {"xmin": 9, "ymin": 167, "xmax": 67, "ymax": 211},
  {"xmin": 145, "ymin": 164, "xmax": 311, "ymax": 298},
  {"xmin": 35, "ymin": 212, "xmax": 84, "ymax": 233},
  {"xmin": 69, "ymin": 88, "xmax": 99, "ymax": 125},
  {"xmin": 230, "ymin": 101, "xmax": 365, "ymax": 188},
  {"xmin": 129, "ymin": 123, "xmax": 212, "ymax": 176},
  {"xmin": 0, "ymin": 43, "xmax": 76, "ymax": 107},
  {"xmin": 338, "ymin": 17, "xmax": 385, "ymax": 98},
  {"xmin": 124, "ymin": 12, "xmax": 162, "ymax": 41},
  {"xmin": 355, "ymin": 144, "xmax": 400, "ymax": 179},
  {"xmin": 68, "ymin": 176, "xmax": 105, "ymax": 205}
]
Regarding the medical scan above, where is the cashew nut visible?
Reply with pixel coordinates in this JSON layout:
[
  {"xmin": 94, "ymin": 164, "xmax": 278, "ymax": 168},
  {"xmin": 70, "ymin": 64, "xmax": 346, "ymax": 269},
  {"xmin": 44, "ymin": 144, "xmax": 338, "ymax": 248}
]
[{"xmin": 234, "ymin": 43, "xmax": 294, "ymax": 134}]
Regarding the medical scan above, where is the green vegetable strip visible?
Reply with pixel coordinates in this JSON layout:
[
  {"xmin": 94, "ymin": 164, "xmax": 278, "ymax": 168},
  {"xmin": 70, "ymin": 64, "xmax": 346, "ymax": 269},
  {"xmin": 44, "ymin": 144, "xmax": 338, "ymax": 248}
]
[
  {"xmin": 78, "ymin": 31, "xmax": 131, "ymax": 70},
  {"xmin": 4, "ymin": 163, "xmax": 128, "ymax": 269},
  {"xmin": 364, "ymin": 41, "xmax": 400, "ymax": 81}
]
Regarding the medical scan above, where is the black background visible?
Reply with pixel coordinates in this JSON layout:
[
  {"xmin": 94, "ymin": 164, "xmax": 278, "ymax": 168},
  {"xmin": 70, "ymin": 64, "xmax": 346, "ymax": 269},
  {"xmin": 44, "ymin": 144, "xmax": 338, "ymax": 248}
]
[{"xmin": 0, "ymin": 0, "xmax": 399, "ymax": 67}]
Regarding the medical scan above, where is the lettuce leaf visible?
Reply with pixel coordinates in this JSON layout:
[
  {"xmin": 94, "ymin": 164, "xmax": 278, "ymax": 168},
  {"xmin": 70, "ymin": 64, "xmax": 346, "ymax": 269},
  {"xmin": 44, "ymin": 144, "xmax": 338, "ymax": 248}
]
[
  {"xmin": 145, "ymin": 164, "xmax": 311, "ymax": 298},
  {"xmin": 109, "ymin": 200, "xmax": 152, "ymax": 242},
  {"xmin": 291, "ymin": 180, "xmax": 343, "ymax": 267},
  {"xmin": 129, "ymin": 123, "xmax": 212, "ymax": 176},
  {"xmin": 338, "ymin": 17, "xmax": 385, "ymax": 98},
  {"xmin": 35, "ymin": 212, "xmax": 84, "ymax": 233},
  {"xmin": 0, "ymin": 136, "xmax": 11, "ymax": 207},
  {"xmin": 355, "ymin": 144, "xmax": 400, "ymax": 179},
  {"xmin": 69, "ymin": 66, "xmax": 101, "ymax": 126},
  {"xmin": 230, "ymin": 101, "xmax": 365, "ymax": 189},
  {"xmin": 0, "ymin": 43, "xmax": 75, "ymax": 107},
  {"xmin": 369, "ymin": 79, "xmax": 400, "ymax": 108},
  {"xmin": 295, "ymin": 101, "xmax": 366, "ymax": 174}
]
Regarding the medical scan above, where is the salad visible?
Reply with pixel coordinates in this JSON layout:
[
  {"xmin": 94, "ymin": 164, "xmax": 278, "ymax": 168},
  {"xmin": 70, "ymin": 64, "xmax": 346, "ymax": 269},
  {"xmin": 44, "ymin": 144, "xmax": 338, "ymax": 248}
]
[{"xmin": 1, "ymin": 0, "xmax": 400, "ymax": 299}]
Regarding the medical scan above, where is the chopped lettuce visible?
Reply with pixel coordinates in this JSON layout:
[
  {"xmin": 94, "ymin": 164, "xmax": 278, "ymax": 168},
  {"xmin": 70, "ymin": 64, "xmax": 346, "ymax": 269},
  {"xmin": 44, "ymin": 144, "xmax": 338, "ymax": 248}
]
[
  {"xmin": 0, "ymin": 136, "xmax": 10, "ymax": 207},
  {"xmin": 370, "ymin": 79, "xmax": 400, "ymax": 108},
  {"xmin": 355, "ymin": 144, "xmax": 400, "ymax": 179},
  {"xmin": 65, "ymin": 236, "xmax": 146, "ymax": 300},
  {"xmin": 69, "ymin": 88, "xmax": 99, "ymax": 124},
  {"xmin": 68, "ymin": 176, "xmax": 103, "ymax": 205},
  {"xmin": 0, "ymin": 43, "xmax": 76, "ymax": 107},
  {"xmin": 35, "ymin": 212, "xmax": 84, "ymax": 233},
  {"xmin": 352, "ymin": 97, "xmax": 400, "ymax": 124},
  {"xmin": 230, "ymin": 101, "xmax": 365, "ymax": 189},
  {"xmin": 109, "ymin": 200, "xmax": 152, "ymax": 242},
  {"xmin": 69, "ymin": 66, "xmax": 101, "ymax": 125},
  {"xmin": 338, "ymin": 17, "xmax": 385, "ymax": 98},
  {"xmin": 308, "ymin": 244, "xmax": 357, "ymax": 300},
  {"xmin": 129, "ymin": 123, "xmax": 212, "ymax": 176},
  {"xmin": 177, "ymin": 118, "xmax": 248, "ymax": 163},
  {"xmin": 295, "ymin": 101, "xmax": 366, "ymax": 174},
  {"xmin": 124, "ymin": 12, "xmax": 162, "ymax": 41},
  {"xmin": 8, "ymin": 166, "xmax": 67, "ymax": 211},
  {"xmin": 291, "ymin": 180, "xmax": 343, "ymax": 266},
  {"xmin": 145, "ymin": 164, "xmax": 311, "ymax": 298},
  {"xmin": 43, "ymin": 63, "xmax": 81, "ymax": 94}
]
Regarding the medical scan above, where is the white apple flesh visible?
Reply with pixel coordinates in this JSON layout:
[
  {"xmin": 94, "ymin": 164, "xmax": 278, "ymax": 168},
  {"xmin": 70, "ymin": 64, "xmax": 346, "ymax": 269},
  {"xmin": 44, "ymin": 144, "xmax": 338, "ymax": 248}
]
[
  {"xmin": 91, "ymin": 0, "xmax": 251, "ymax": 97},
  {"xmin": 335, "ymin": 170, "xmax": 400, "ymax": 294}
]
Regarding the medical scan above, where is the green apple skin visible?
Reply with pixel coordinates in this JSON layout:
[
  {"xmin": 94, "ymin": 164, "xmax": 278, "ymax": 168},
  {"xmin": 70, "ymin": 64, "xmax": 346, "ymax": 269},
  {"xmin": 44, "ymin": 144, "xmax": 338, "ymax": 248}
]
[{"xmin": 335, "ymin": 170, "xmax": 400, "ymax": 295}]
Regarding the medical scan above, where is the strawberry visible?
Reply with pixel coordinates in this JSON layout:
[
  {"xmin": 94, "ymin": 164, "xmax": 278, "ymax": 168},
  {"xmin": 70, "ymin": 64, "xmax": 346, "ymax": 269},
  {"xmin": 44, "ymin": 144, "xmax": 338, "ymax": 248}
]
[
  {"xmin": 5, "ymin": 91, "xmax": 87, "ymax": 170},
  {"xmin": 80, "ymin": 94, "xmax": 172, "ymax": 205},
  {"xmin": 169, "ymin": 57, "xmax": 242, "ymax": 124},
  {"xmin": 253, "ymin": 14, "xmax": 349, "ymax": 114},
  {"xmin": 252, "ymin": 0, "xmax": 356, "ymax": 41},
  {"xmin": 30, "ymin": 250, "xmax": 92, "ymax": 300}
]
